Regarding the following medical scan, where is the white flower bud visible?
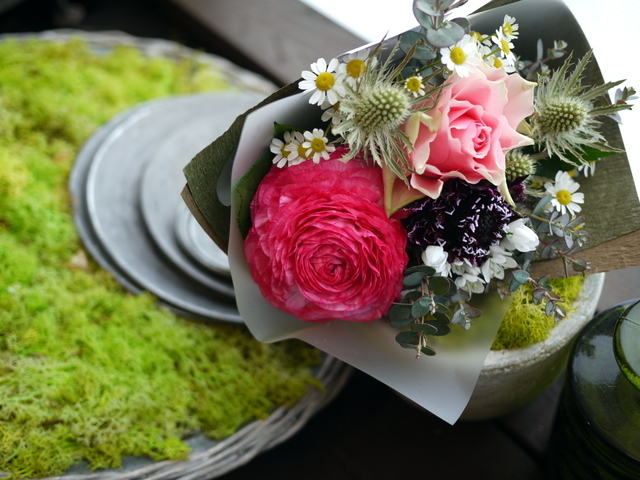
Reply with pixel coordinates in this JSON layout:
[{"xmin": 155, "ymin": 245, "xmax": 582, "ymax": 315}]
[
  {"xmin": 501, "ymin": 218, "xmax": 539, "ymax": 252},
  {"xmin": 421, "ymin": 245, "xmax": 451, "ymax": 277}
]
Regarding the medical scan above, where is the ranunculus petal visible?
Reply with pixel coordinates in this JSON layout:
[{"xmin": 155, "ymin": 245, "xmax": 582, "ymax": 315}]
[{"xmin": 245, "ymin": 148, "xmax": 408, "ymax": 323}]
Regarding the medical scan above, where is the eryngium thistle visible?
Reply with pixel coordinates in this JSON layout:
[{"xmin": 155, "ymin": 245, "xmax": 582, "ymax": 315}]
[
  {"xmin": 331, "ymin": 39, "xmax": 441, "ymax": 181},
  {"xmin": 401, "ymin": 179, "xmax": 519, "ymax": 266},
  {"xmin": 505, "ymin": 149, "xmax": 535, "ymax": 181},
  {"xmin": 532, "ymin": 51, "xmax": 630, "ymax": 165}
]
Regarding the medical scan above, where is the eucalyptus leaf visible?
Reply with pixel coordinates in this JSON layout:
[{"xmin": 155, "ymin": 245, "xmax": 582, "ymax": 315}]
[
  {"xmin": 425, "ymin": 320, "xmax": 450, "ymax": 336},
  {"xmin": 413, "ymin": 0, "xmax": 439, "ymax": 17},
  {"xmin": 411, "ymin": 323, "xmax": 438, "ymax": 334},
  {"xmin": 572, "ymin": 259, "xmax": 589, "ymax": 272},
  {"xmin": 545, "ymin": 300, "xmax": 555, "ymax": 317},
  {"xmin": 389, "ymin": 303, "xmax": 413, "ymax": 321},
  {"xmin": 450, "ymin": 17, "xmax": 470, "ymax": 34},
  {"xmin": 405, "ymin": 265, "xmax": 437, "ymax": 276},
  {"xmin": 564, "ymin": 232, "xmax": 574, "ymax": 249},
  {"xmin": 413, "ymin": 2, "xmax": 435, "ymax": 28},
  {"xmin": 433, "ymin": 312, "xmax": 450, "ymax": 323},
  {"xmin": 426, "ymin": 21, "xmax": 465, "ymax": 48},
  {"xmin": 511, "ymin": 269, "xmax": 530, "ymax": 284},
  {"xmin": 403, "ymin": 290, "xmax": 423, "ymax": 302},
  {"xmin": 390, "ymin": 317, "xmax": 416, "ymax": 328},
  {"xmin": 429, "ymin": 276, "xmax": 453, "ymax": 296},
  {"xmin": 403, "ymin": 271, "xmax": 426, "ymax": 287},
  {"xmin": 395, "ymin": 330, "xmax": 421, "ymax": 347},
  {"xmin": 532, "ymin": 195, "xmax": 553, "ymax": 216},
  {"xmin": 411, "ymin": 301, "xmax": 432, "ymax": 319},
  {"xmin": 421, "ymin": 346, "xmax": 437, "ymax": 356},
  {"xmin": 399, "ymin": 30, "xmax": 424, "ymax": 51}
]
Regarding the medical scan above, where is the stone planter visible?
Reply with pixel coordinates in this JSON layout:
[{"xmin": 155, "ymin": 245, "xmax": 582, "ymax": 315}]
[{"xmin": 460, "ymin": 272, "xmax": 605, "ymax": 421}]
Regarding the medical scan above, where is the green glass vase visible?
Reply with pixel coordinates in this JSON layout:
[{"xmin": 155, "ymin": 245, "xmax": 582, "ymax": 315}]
[{"xmin": 546, "ymin": 300, "xmax": 640, "ymax": 479}]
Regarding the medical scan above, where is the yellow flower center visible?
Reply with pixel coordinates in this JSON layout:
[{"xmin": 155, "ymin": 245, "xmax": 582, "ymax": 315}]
[
  {"xmin": 298, "ymin": 144, "xmax": 310, "ymax": 158},
  {"xmin": 310, "ymin": 138, "xmax": 326, "ymax": 152},
  {"xmin": 500, "ymin": 39, "xmax": 511, "ymax": 54},
  {"xmin": 503, "ymin": 23, "xmax": 514, "ymax": 36},
  {"xmin": 406, "ymin": 77, "xmax": 423, "ymax": 93},
  {"xmin": 470, "ymin": 31, "xmax": 483, "ymax": 42},
  {"xmin": 346, "ymin": 59, "xmax": 366, "ymax": 79},
  {"xmin": 315, "ymin": 72, "xmax": 335, "ymax": 91},
  {"xmin": 493, "ymin": 56, "xmax": 503, "ymax": 68},
  {"xmin": 556, "ymin": 190, "xmax": 572, "ymax": 205},
  {"xmin": 450, "ymin": 46, "xmax": 467, "ymax": 66},
  {"xmin": 280, "ymin": 143, "xmax": 291, "ymax": 158}
]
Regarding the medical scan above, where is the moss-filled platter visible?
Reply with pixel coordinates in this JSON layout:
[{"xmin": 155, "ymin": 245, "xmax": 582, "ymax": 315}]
[{"xmin": 0, "ymin": 31, "xmax": 351, "ymax": 479}]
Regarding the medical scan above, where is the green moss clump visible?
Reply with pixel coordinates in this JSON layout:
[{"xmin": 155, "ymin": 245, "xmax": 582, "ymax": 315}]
[
  {"xmin": 491, "ymin": 276, "xmax": 586, "ymax": 350},
  {"xmin": 0, "ymin": 38, "xmax": 321, "ymax": 479}
]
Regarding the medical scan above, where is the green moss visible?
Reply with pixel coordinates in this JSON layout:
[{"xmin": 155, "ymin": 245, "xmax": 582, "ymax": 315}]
[
  {"xmin": 0, "ymin": 38, "xmax": 321, "ymax": 478},
  {"xmin": 492, "ymin": 276, "xmax": 586, "ymax": 350}
]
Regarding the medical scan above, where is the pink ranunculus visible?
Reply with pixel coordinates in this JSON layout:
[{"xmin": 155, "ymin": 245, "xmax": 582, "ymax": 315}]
[
  {"xmin": 244, "ymin": 148, "xmax": 408, "ymax": 322},
  {"xmin": 405, "ymin": 65, "xmax": 535, "ymax": 199}
]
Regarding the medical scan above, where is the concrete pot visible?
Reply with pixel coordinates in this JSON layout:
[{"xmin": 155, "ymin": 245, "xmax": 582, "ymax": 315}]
[{"xmin": 460, "ymin": 273, "xmax": 605, "ymax": 421}]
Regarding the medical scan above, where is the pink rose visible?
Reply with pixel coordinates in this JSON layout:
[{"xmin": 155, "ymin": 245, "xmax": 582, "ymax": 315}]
[
  {"xmin": 245, "ymin": 148, "xmax": 408, "ymax": 322},
  {"xmin": 405, "ymin": 65, "xmax": 535, "ymax": 199}
]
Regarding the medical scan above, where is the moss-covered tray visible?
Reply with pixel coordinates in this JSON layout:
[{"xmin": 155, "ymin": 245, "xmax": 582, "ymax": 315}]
[{"xmin": 0, "ymin": 31, "xmax": 351, "ymax": 479}]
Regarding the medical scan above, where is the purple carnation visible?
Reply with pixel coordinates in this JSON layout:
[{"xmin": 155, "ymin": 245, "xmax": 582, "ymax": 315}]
[{"xmin": 401, "ymin": 179, "xmax": 519, "ymax": 266}]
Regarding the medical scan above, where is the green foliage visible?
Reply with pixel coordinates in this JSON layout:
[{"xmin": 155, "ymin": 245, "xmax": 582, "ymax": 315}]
[
  {"xmin": 0, "ymin": 38, "xmax": 321, "ymax": 478},
  {"xmin": 491, "ymin": 276, "xmax": 585, "ymax": 350}
]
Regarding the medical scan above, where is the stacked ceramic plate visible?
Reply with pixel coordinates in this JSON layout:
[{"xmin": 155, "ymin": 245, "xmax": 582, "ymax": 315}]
[{"xmin": 70, "ymin": 90, "xmax": 264, "ymax": 323}]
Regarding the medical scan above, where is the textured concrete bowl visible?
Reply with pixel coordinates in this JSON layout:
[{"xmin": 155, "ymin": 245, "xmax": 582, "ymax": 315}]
[{"xmin": 461, "ymin": 273, "xmax": 605, "ymax": 421}]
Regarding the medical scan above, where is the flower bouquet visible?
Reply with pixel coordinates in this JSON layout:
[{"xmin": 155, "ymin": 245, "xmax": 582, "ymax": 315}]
[{"xmin": 182, "ymin": 0, "xmax": 637, "ymax": 423}]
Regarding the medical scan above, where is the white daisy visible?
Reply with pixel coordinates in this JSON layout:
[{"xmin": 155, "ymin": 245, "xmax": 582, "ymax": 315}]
[
  {"xmin": 492, "ymin": 31, "xmax": 516, "ymax": 66},
  {"xmin": 440, "ymin": 35, "xmax": 482, "ymax": 78},
  {"xmin": 500, "ymin": 15, "xmax": 519, "ymax": 40},
  {"xmin": 338, "ymin": 48, "xmax": 376, "ymax": 87},
  {"xmin": 404, "ymin": 74, "xmax": 426, "ymax": 98},
  {"xmin": 299, "ymin": 58, "xmax": 346, "ymax": 106},
  {"xmin": 301, "ymin": 128, "xmax": 335, "ymax": 164},
  {"xmin": 270, "ymin": 131, "xmax": 298, "ymax": 168},
  {"xmin": 283, "ymin": 131, "xmax": 308, "ymax": 166},
  {"xmin": 320, "ymin": 100, "xmax": 342, "ymax": 126},
  {"xmin": 545, "ymin": 171, "xmax": 584, "ymax": 216}
]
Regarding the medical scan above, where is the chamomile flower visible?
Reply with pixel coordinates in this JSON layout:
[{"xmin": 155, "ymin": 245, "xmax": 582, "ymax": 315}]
[
  {"xmin": 405, "ymin": 75, "xmax": 426, "ymax": 98},
  {"xmin": 500, "ymin": 15, "xmax": 519, "ymax": 40},
  {"xmin": 301, "ymin": 128, "xmax": 335, "ymax": 163},
  {"xmin": 283, "ymin": 131, "xmax": 308, "ymax": 165},
  {"xmin": 331, "ymin": 40, "xmax": 423, "ymax": 178},
  {"xmin": 320, "ymin": 100, "xmax": 342, "ymax": 126},
  {"xmin": 440, "ymin": 35, "xmax": 482, "ymax": 78},
  {"xmin": 338, "ymin": 49, "xmax": 376, "ymax": 87},
  {"xmin": 545, "ymin": 171, "xmax": 584, "ymax": 216},
  {"xmin": 270, "ymin": 131, "xmax": 298, "ymax": 168},
  {"xmin": 492, "ymin": 31, "xmax": 516, "ymax": 66},
  {"xmin": 299, "ymin": 58, "xmax": 346, "ymax": 106}
]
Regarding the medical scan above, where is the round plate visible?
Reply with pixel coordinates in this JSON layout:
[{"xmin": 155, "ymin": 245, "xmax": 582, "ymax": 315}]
[
  {"xmin": 137, "ymin": 103, "xmax": 244, "ymax": 293},
  {"xmin": 77, "ymin": 93, "xmax": 263, "ymax": 322},
  {"xmin": 175, "ymin": 202, "xmax": 232, "ymax": 277}
]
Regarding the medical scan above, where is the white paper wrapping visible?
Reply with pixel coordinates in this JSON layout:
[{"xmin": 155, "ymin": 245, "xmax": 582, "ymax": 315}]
[{"xmin": 228, "ymin": 93, "xmax": 512, "ymax": 425}]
